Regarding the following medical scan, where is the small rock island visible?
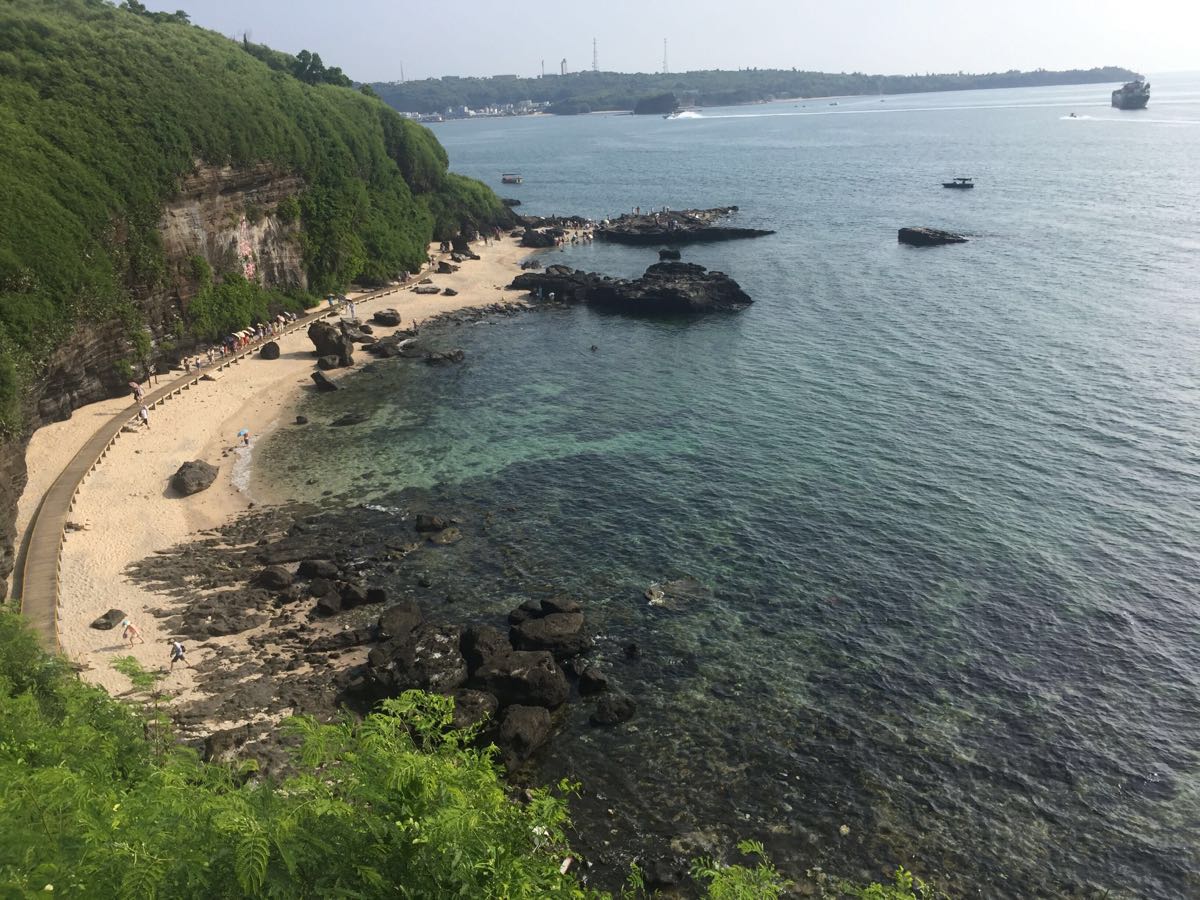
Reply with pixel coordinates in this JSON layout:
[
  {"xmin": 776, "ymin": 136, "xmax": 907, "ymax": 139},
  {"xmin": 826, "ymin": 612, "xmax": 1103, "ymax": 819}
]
[
  {"xmin": 596, "ymin": 207, "xmax": 774, "ymax": 245},
  {"xmin": 511, "ymin": 261, "xmax": 752, "ymax": 314}
]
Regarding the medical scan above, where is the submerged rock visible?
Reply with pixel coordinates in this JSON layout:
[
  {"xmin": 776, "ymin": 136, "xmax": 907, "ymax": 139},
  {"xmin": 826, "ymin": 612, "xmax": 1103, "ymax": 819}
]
[
  {"xmin": 310, "ymin": 371, "xmax": 340, "ymax": 392},
  {"xmin": 590, "ymin": 691, "xmax": 637, "ymax": 726}
]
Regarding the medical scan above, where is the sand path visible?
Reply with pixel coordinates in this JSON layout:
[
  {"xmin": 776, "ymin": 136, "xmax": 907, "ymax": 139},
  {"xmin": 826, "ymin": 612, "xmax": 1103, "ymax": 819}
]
[{"xmin": 12, "ymin": 235, "xmax": 538, "ymax": 699}]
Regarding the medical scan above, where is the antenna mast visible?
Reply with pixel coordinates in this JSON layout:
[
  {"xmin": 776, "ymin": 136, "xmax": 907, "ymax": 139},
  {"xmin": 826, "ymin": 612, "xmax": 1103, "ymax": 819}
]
[
  {"xmin": 662, "ymin": 38, "xmax": 669, "ymax": 75},
  {"xmin": 592, "ymin": 37, "xmax": 598, "ymax": 72}
]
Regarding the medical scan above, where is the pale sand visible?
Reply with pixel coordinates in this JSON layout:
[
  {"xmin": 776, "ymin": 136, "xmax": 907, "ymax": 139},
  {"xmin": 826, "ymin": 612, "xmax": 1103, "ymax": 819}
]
[{"xmin": 16, "ymin": 234, "xmax": 538, "ymax": 702}]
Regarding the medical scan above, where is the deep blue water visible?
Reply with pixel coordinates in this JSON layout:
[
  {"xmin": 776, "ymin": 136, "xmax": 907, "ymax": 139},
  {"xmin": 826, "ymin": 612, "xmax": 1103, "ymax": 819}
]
[{"xmin": 257, "ymin": 77, "xmax": 1200, "ymax": 897}]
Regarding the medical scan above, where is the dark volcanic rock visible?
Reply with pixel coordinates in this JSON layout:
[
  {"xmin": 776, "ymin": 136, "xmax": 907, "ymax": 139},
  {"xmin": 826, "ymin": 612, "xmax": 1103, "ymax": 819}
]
[
  {"xmin": 591, "ymin": 691, "xmax": 636, "ymax": 725},
  {"xmin": 314, "ymin": 593, "xmax": 342, "ymax": 616},
  {"xmin": 316, "ymin": 355, "xmax": 341, "ymax": 371},
  {"xmin": 511, "ymin": 611, "xmax": 590, "ymax": 660},
  {"xmin": 330, "ymin": 412, "xmax": 368, "ymax": 427},
  {"xmin": 501, "ymin": 197, "xmax": 522, "ymax": 207},
  {"xmin": 473, "ymin": 649, "xmax": 569, "ymax": 709},
  {"xmin": 461, "ymin": 624, "xmax": 513, "ymax": 675},
  {"xmin": 307, "ymin": 320, "xmax": 354, "ymax": 366},
  {"xmin": 295, "ymin": 415, "xmax": 309, "ymax": 425},
  {"xmin": 496, "ymin": 705, "xmax": 552, "ymax": 765},
  {"xmin": 520, "ymin": 228, "xmax": 557, "ymax": 248},
  {"xmin": 373, "ymin": 308, "xmax": 402, "ymax": 327},
  {"xmin": 596, "ymin": 207, "xmax": 773, "ymax": 245},
  {"xmin": 511, "ymin": 261, "xmax": 751, "ymax": 314},
  {"xmin": 378, "ymin": 600, "xmax": 423, "ymax": 640},
  {"xmin": 413, "ymin": 285, "xmax": 440, "ymax": 295},
  {"xmin": 259, "ymin": 340, "xmax": 280, "ymax": 360},
  {"xmin": 298, "ymin": 559, "xmax": 339, "ymax": 579},
  {"xmin": 311, "ymin": 371, "xmax": 340, "ymax": 392},
  {"xmin": 898, "ymin": 226, "xmax": 968, "ymax": 246},
  {"xmin": 658, "ymin": 247, "xmax": 682, "ymax": 260},
  {"xmin": 338, "ymin": 581, "xmax": 370, "ymax": 608},
  {"xmin": 368, "ymin": 622, "xmax": 468, "ymax": 695},
  {"xmin": 90, "ymin": 608, "xmax": 126, "ymax": 630},
  {"xmin": 255, "ymin": 566, "xmax": 293, "ymax": 590},
  {"xmin": 451, "ymin": 689, "xmax": 500, "ymax": 731},
  {"xmin": 507, "ymin": 599, "xmax": 543, "ymax": 626},
  {"xmin": 579, "ymin": 666, "xmax": 609, "ymax": 695},
  {"xmin": 171, "ymin": 460, "xmax": 218, "ymax": 496},
  {"xmin": 306, "ymin": 626, "xmax": 376, "ymax": 653},
  {"xmin": 437, "ymin": 260, "xmax": 459, "ymax": 274},
  {"xmin": 441, "ymin": 288, "xmax": 458, "ymax": 297}
]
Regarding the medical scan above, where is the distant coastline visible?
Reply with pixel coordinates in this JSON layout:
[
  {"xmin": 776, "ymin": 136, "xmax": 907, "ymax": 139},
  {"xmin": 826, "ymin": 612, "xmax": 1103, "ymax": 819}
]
[{"xmin": 372, "ymin": 65, "xmax": 1139, "ymax": 119}]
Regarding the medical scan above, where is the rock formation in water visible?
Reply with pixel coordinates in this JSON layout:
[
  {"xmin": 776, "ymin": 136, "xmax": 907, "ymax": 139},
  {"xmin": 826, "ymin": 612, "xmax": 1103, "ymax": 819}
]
[
  {"xmin": 510, "ymin": 262, "xmax": 752, "ymax": 314},
  {"xmin": 898, "ymin": 226, "xmax": 968, "ymax": 246},
  {"xmin": 595, "ymin": 207, "xmax": 774, "ymax": 245}
]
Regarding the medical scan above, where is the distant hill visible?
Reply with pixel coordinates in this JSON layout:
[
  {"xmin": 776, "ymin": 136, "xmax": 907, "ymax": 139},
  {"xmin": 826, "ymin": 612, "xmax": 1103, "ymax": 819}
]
[{"xmin": 371, "ymin": 66, "xmax": 1139, "ymax": 115}]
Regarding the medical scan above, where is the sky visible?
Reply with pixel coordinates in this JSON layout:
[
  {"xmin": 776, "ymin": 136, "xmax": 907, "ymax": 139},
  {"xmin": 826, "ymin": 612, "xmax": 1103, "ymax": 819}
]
[{"xmin": 142, "ymin": 0, "xmax": 1198, "ymax": 83}]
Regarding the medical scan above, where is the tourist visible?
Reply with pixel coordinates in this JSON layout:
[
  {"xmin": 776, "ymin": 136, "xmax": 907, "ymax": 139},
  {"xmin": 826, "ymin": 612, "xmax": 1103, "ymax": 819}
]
[
  {"xmin": 169, "ymin": 640, "xmax": 187, "ymax": 670},
  {"xmin": 138, "ymin": 405, "xmax": 150, "ymax": 429},
  {"xmin": 121, "ymin": 618, "xmax": 144, "ymax": 647},
  {"xmin": 347, "ymin": 300, "xmax": 356, "ymax": 321}
]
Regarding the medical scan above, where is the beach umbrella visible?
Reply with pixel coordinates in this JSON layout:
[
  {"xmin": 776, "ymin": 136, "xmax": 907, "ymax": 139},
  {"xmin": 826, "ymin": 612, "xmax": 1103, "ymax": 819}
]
[
  {"xmin": 127, "ymin": 381, "xmax": 140, "ymax": 390},
  {"xmin": 237, "ymin": 429, "xmax": 249, "ymax": 437}
]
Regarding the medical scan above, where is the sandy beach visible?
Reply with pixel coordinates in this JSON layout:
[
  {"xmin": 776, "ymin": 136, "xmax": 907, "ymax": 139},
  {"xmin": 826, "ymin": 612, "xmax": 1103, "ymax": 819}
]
[{"xmin": 13, "ymin": 234, "xmax": 539, "ymax": 702}]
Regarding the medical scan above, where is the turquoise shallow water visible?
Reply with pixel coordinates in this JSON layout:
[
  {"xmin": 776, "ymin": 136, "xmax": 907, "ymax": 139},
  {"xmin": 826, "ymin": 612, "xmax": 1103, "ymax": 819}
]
[{"xmin": 256, "ymin": 77, "xmax": 1200, "ymax": 896}]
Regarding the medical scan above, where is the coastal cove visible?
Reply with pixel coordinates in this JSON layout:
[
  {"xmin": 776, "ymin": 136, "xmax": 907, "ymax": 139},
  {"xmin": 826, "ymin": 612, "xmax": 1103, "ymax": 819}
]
[
  {"xmin": 246, "ymin": 77, "xmax": 1200, "ymax": 897},
  {"xmin": 10, "ymin": 71, "xmax": 1200, "ymax": 898}
]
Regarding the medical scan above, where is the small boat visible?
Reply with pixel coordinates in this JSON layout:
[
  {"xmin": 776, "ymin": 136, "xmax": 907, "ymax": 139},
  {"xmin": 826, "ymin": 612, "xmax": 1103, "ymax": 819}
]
[
  {"xmin": 500, "ymin": 173, "xmax": 523, "ymax": 184},
  {"xmin": 942, "ymin": 177, "xmax": 975, "ymax": 189},
  {"xmin": 1068, "ymin": 112, "xmax": 1077, "ymax": 118},
  {"xmin": 1112, "ymin": 79, "xmax": 1150, "ymax": 110}
]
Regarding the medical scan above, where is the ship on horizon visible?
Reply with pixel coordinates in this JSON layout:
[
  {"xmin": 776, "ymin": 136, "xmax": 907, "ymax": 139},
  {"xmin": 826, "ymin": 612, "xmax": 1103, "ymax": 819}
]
[{"xmin": 1112, "ymin": 78, "xmax": 1150, "ymax": 110}]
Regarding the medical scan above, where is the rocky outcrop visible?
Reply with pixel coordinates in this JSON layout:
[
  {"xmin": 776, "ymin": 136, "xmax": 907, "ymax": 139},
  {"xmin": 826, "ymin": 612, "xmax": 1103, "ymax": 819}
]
[
  {"xmin": 520, "ymin": 228, "xmax": 559, "ymax": 248},
  {"xmin": 171, "ymin": 460, "xmax": 218, "ymax": 496},
  {"xmin": 596, "ymin": 207, "xmax": 774, "ymax": 245},
  {"xmin": 307, "ymin": 320, "xmax": 353, "ymax": 367},
  {"xmin": 898, "ymin": 226, "xmax": 968, "ymax": 246},
  {"xmin": 511, "ymin": 262, "xmax": 752, "ymax": 314}
]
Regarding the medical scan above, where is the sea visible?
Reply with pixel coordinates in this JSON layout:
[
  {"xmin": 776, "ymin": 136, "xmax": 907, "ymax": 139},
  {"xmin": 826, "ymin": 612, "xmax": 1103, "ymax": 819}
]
[{"xmin": 253, "ymin": 76, "xmax": 1200, "ymax": 897}]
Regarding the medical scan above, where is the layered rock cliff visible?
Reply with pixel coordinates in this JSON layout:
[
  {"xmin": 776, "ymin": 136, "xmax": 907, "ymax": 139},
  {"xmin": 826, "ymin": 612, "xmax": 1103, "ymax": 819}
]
[{"xmin": 1, "ymin": 163, "xmax": 305, "ymax": 599}]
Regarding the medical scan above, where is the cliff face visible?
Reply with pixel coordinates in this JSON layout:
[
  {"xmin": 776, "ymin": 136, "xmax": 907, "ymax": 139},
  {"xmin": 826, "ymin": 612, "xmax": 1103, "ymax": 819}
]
[{"xmin": 1, "ymin": 163, "xmax": 305, "ymax": 599}]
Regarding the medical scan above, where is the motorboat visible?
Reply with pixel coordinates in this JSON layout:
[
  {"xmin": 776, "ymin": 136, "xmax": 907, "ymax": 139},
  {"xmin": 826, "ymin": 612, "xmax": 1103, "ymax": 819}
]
[
  {"xmin": 942, "ymin": 177, "xmax": 975, "ymax": 189},
  {"xmin": 501, "ymin": 173, "xmax": 523, "ymax": 184}
]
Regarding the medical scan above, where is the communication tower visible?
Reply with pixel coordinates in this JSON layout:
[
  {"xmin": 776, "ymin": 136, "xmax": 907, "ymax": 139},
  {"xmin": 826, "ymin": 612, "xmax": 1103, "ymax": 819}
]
[
  {"xmin": 593, "ymin": 38, "xmax": 598, "ymax": 72},
  {"xmin": 663, "ymin": 38, "xmax": 668, "ymax": 75}
]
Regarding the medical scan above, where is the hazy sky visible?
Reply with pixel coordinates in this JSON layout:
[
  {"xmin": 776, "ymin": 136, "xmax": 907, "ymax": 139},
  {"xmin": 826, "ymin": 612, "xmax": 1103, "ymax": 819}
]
[{"xmin": 143, "ymin": 0, "xmax": 1196, "ymax": 83}]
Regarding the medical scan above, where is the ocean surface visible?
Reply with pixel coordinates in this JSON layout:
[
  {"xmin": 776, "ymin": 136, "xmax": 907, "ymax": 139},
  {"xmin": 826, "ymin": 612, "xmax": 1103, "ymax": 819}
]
[{"xmin": 255, "ymin": 76, "xmax": 1200, "ymax": 897}]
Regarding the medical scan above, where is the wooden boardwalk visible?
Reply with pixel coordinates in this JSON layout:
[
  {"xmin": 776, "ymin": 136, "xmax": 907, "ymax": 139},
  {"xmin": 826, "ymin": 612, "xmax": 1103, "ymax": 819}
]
[{"xmin": 16, "ymin": 286, "xmax": 409, "ymax": 650}]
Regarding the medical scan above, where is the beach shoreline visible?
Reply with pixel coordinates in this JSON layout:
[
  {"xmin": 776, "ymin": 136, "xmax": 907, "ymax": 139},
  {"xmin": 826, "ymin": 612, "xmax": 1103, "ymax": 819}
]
[{"xmin": 14, "ymin": 233, "xmax": 539, "ymax": 703}]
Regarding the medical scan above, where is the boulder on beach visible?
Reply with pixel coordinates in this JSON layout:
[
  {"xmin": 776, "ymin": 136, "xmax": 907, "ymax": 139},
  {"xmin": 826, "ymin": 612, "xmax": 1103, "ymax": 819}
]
[
  {"xmin": 307, "ymin": 320, "xmax": 354, "ymax": 366},
  {"xmin": 367, "ymin": 622, "xmax": 468, "ymax": 695},
  {"xmin": 255, "ymin": 566, "xmax": 293, "ymax": 590},
  {"xmin": 451, "ymin": 689, "xmax": 499, "ymax": 731},
  {"xmin": 898, "ymin": 226, "xmax": 968, "ymax": 246},
  {"xmin": 316, "ymin": 355, "xmax": 341, "ymax": 371},
  {"xmin": 441, "ymin": 288, "xmax": 458, "ymax": 297},
  {"xmin": 90, "ymin": 608, "xmax": 127, "ymax": 630},
  {"xmin": 298, "ymin": 558, "xmax": 339, "ymax": 579},
  {"xmin": 259, "ymin": 341, "xmax": 280, "ymax": 360},
  {"xmin": 437, "ymin": 260, "xmax": 459, "ymax": 274},
  {"xmin": 520, "ymin": 228, "xmax": 557, "ymax": 249},
  {"xmin": 413, "ymin": 285, "xmax": 440, "ymax": 295},
  {"xmin": 373, "ymin": 308, "xmax": 402, "ymax": 327},
  {"xmin": 171, "ymin": 460, "xmax": 218, "ymax": 496},
  {"xmin": 310, "ymin": 371, "xmax": 340, "ymax": 391}
]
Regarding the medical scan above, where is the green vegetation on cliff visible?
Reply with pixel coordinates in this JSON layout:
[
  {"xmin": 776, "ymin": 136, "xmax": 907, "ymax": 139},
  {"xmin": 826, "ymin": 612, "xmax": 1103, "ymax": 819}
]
[
  {"xmin": 372, "ymin": 66, "xmax": 1138, "ymax": 115},
  {"xmin": 0, "ymin": 0, "xmax": 509, "ymax": 434}
]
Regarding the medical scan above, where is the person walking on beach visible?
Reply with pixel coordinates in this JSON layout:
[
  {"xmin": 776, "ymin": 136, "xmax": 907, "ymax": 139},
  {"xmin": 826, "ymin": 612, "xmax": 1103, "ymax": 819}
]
[
  {"xmin": 121, "ymin": 618, "xmax": 144, "ymax": 647},
  {"xmin": 347, "ymin": 299, "xmax": 356, "ymax": 321},
  {"xmin": 169, "ymin": 640, "xmax": 187, "ymax": 670},
  {"xmin": 138, "ymin": 405, "xmax": 150, "ymax": 429}
]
